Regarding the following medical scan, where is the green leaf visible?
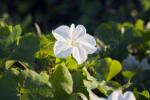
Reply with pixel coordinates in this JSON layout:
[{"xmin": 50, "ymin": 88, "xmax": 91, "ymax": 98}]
[
  {"xmin": 72, "ymin": 72, "xmax": 89, "ymax": 95},
  {"xmin": 0, "ymin": 30, "xmax": 37, "ymax": 68},
  {"xmin": 83, "ymin": 80, "xmax": 99, "ymax": 90},
  {"xmin": 5, "ymin": 60, "xmax": 17, "ymax": 69},
  {"xmin": 66, "ymin": 59, "xmax": 78, "ymax": 71},
  {"xmin": 95, "ymin": 22, "xmax": 121, "ymax": 45},
  {"xmin": 87, "ymin": 88, "xmax": 100, "ymax": 100},
  {"xmin": 121, "ymin": 71, "xmax": 134, "ymax": 89},
  {"xmin": 82, "ymin": 67, "xmax": 122, "ymax": 97},
  {"xmin": 97, "ymin": 80, "xmax": 122, "ymax": 97},
  {"xmin": 52, "ymin": 65, "xmax": 73, "ymax": 99},
  {"xmin": 140, "ymin": 91, "xmax": 149, "ymax": 99},
  {"xmin": 55, "ymin": 58, "xmax": 66, "ymax": 67},
  {"xmin": 142, "ymin": 30, "xmax": 150, "ymax": 42},
  {"xmin": 68, "ymin": 93, "xmax": 88, "ymax": 100},
  {"xmin": 82, "ymin": 68, "xmax": 102, "ymax": 99},
  {"xmin": 106, "ymin": 60, "xmax": 122, "ymax": 81},
  {"xmin": 35, "ymin": 35, "xmax": 55, "ymax": 59},
  {"xmin": 107, "ymin": 81, "xmax": 122, "ymax": 90},
  {"xmin": 0, "ymin": 25, "xmax": 22, "ymax": 58},
  {"xmin": 18, "ymin": 70, "xmax": 54, "ymax": 100},
  {"xmin": 122, "ymin": 22, "xmax": 134, "ymax": 27},
  {"xmin": 94, "ymin": 57, "xmax": 112, "ymax": 79},
  {"xmin": 9, "ymin": 34, "xmax": 40, "ymax": 67},
  {"xmin": 86, "ymin": 55, "xmax": 100, "ymax": 63},
  {"xmin": 0, "ymin": 69, "xmax": 19, "ymax": 100},
  {"xmin": 94, "ymin": 58, "xmax": 122, "ymax": 82},
  {"xmin": 40, "ymin": 71, "xmax": 52, "ymax": 87},
  {"xmin": 133, "ymin": 89, "xmax": 150, "ymax": 100},
  {"xmin": 132, "ymin": 70, "xmax": 150, "ymax": 90},
  {"xmin": 45, "ymin": 33, "xmax": 56, "ymax": 43},
  {"xmin": 72, "ymin": 72, "xmax": 85, "ymax": 91},
  {"xmin": 0, "ymin": 58, "xmax": 7, "ymax": 69},
  {"xmin": 135, "ymin": 19, "xmax": 144, "ymax": 30},
  {"xmin": 39, "ymin": 42, "xmax": 55, "ymax": 57},
  {"xmin": 82, "ymin": 67, "xmax": 98, "ymax": 82},
  {"xmin": 105, "ymin": 40, "xmax": 129, "ymax": 62},
  {"xmin": 0, "ymin": 23, "xmax": 11, "ymax": 36},
  {"xmin": 75, "ymin": 70, "xmax": 100, "ymax": 100},
  {"xmin": 140, "ymin": 0, "xmax": 150, "ymax": 11},
  {"xmin": 122, "ymin": 71, "xmax": 134, "ymax": 79},
  {"xmin": 122, "ymin": 27, "xmax": 143, "ymax": 43},
  {"xmin": 83, "ymin": 73, "xmax": 122, "ymax": 97},
  {"xmin": 9, "ymin": 25, "xmax": 22, "ymax": 42}
]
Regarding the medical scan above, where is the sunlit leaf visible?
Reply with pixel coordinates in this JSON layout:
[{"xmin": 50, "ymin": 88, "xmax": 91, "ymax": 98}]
[{"xmin": 94, "ymin": 57, "xmax": 122, "ymax": 82}]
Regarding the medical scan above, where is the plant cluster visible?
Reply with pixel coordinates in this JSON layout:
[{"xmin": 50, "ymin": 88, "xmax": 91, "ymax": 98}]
[{"xmin": 0, "ymin": 19, "xmax": 150, "ymax": 100}]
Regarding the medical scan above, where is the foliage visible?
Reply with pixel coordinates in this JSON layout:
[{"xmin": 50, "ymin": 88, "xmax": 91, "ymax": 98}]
[{"xmin": 0, "ymin": 18, "xmax": 150, "ymax": 100}]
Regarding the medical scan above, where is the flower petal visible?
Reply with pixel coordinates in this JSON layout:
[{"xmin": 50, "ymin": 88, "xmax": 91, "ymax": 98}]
[
  {"xmin": 138, "ymin": 58, "xmax": 150, "ymax": 70},
  {"xmin": 124, "ymin": 91, "xmax": 136, "ymax": 100},
  {"xmin": 122, "ymin": 59, "xmax": 133, "ymax": 71},
  {"xmin": 70, "ymin": 24, "xmax": 75, "ymax": 36},
  {"xmin": 78, "ymin": 34, "xmax": 96, "ymax": 46},
  {"xmin": 77, "ymin": 34, "xmax": 97, "ymax": 54},
  {"xmin": 82, "ymin": 44, "xmax": 97, "ymax": 54},
  {"xmin": 54, "ymin": 41, "xmax": 72, "ymax": 58},
  {"xmin": 72, "ymin": 45, "xmax": 87, "ymax": 64},
  {"xmin": 107, "ymin": 91, "xmax": 123, "ymax": 100},
  {"xmin": 122, "ymin": 56, "xmax": 140, "ymax": 71},
  {"xmin": 72, "ymin": 25, "xmax": 86, "ymax": 40},
  {"xmin": 126, "ymin": 56, "xmax": 139, "ymax": 67},
  {"xmin": 52, "ymin": 25, "xmax": 71, "ymax": 42}
]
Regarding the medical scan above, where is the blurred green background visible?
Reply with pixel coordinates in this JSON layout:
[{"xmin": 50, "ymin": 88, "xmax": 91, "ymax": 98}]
[{"xmin": 0, "ymin": 0, "xmax": 150, "ymax": 34}]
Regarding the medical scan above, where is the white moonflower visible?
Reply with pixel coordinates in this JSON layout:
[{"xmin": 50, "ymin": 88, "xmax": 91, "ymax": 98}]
[
  {"xmin": 52, "ymin": 24, "xmax": 97, "ymax": 64},
  {"xmin": 97, "ymin": 91, "xmax": 136, "ymax": 100},
  {"xmin": 122, "ymin": 56, "xmax": 150, "ymax": 71},
  {"xmin": 138, "ymin": 58, "xmax": 150, "ymax": 70},
  {"xmin": 122, "ymin": 56, "xmax": 139, "ymax": 71},
  {"xmin": 107, "ymin": 91, "xmax": 136, "ymax": 100}
]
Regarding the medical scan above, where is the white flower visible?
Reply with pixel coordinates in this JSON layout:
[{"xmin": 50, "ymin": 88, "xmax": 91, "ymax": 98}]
[
  {"xmin": 52, "ymin": 24, "xmax": 97, "ymax": 64},
  {"xmin": 107, "ymin": 91, "xmax": 136, "ymax": 100},
  {"xmin": 122, "ymin": 56, "xmax": 150, "ymax": 71},
  {"xmin": 97, "ymin": 91, "xmax": 136, "ymax": 100},
  {"xmin": 122, "ymin": 56, "xmax": 139, "ymax": 71},
  {"xmin": 138, "ymin": 58, "xmax": 150, "ymax": 70}
]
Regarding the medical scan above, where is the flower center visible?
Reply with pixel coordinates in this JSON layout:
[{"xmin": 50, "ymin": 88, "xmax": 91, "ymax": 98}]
[
  {"xmin": 71, "ymin": 40, "xmax": 77, "ymax": 46},
  {"xmin": 66, "ymin": 38, "xmax": 79, "ymax": 46}
]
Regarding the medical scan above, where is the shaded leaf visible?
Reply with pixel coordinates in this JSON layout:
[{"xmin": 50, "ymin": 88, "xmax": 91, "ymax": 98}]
[
  {"xmin": 19, "ymin": 70, "xmax": 54, "ymax": 100},
  {"xmin": 52, "ymin": 65, "xmax": 73, "ymax": 99},
  {"xmin": 0, "ymin": 69, "xmax": 19, "ymax": 100},
  {"xmin": 95, "ymin": 22, "xmax": 121, "ymax": 45},
  {"xmin": 0, "ymin": 25, "xmax": 22, "ymax": 58},
  {"xmin": 68, "ymin": 93, "xmax": 88, "ymax": 100},
  {"xmin": 9, "ymin": 34, "xmax": 40, "ymax": 67}
]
